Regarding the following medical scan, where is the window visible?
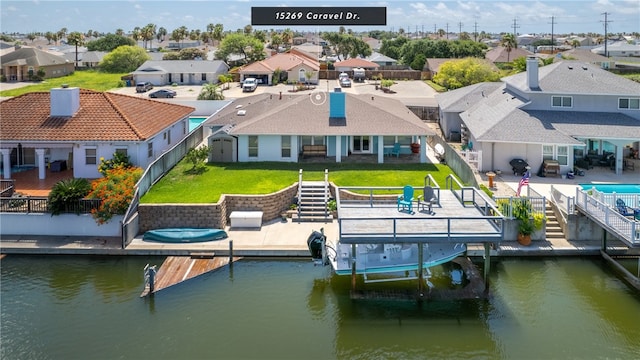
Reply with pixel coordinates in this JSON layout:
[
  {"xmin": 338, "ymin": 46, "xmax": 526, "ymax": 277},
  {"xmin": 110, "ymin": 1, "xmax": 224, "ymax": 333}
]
[
  {"xmin": 166, "ymin": 131, "xmax": 171, "ymax": 144},
  {"xmin": 313, "ymin": 136, "xmax": 324, "ymax": 145},
  {"xmin": 248, "ymin": 136, "xmax": 258, "ymax": 157},
  {"xmin": 543, "ymin": 145, "xmax": 553, "ymax": 161},
  {"xmin": 201, "ymin": 73, "xmax": 207, "ymax": 81},
  {"xmin": 557, "ymin": 146, "xmax": 568, "ymax": 165},
  {"xmin": 85, "ymin": 148, "xmax": 97, "ymax": 165},
  {"xmin": 281, "ymin": 136, "xmax": 291, "ymax": 158},
  {"xmin": 147, "ymin": 142, "xmax": 153, "ymax": 158},
  {"xmin": 301, "ymin": 136, "xmax": 324, "ymax": 145},
  {"xmin": 552, "ymin": 96, "xmax": 572, "ymax": 108},
  {"xmin": 619, "ymin": 98, "xmax": 640, "ymax": 109},
  {"xmin": 115, "ymin": 148, "xmax": 128, "ymax": 157},
  {"xmin": 544, "ymin": 145, "xmax": 568, "ymax": 165}
]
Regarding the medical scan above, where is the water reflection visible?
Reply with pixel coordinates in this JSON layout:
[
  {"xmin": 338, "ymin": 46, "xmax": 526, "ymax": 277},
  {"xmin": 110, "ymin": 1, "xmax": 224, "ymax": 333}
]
[{"xmin": 1, "ymin": 256, "xmax": 639, "ymax": 359}]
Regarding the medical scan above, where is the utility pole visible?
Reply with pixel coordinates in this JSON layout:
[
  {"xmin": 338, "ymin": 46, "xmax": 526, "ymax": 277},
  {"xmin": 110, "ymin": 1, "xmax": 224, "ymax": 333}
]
[
  {"xmin": 458, "ymin": 22, "xmax": 463, "ymax": 38},
  {"xmin": 446, "ymin": 23, "xmax": 449, "ymax": 39},
  {"xmin": 601, "ymin": 12, "xmax": 612, "ymax": 57},
  {"xmin": 474, "ymin": 21, "xmax": 478, "ymax": 42},
  {"xmin": 511, "ymin": 18, "xmax": 519, "ymax": 37},
  {"xmin": 549, "ymin": 16, "xmax": 556, "ymax": 53}
]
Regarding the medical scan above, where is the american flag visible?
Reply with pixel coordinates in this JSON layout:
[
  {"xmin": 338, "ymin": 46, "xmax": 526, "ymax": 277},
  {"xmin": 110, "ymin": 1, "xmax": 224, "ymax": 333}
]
[{"xmin": 516, "ymin": 171, "xmax": 530, "ymax": 196}]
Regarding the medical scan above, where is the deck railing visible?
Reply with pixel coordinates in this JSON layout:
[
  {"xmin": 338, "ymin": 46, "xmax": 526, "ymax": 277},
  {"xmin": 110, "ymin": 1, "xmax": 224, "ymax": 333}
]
[
  {"xmin": 0, "ymin": 196, "xmax": 101, "ymax": 214},
  {"xmin": 575, "ymin": 188, "xmax": 639, "ymax": 246},
  {"xmin": 335, "ymin": 184, "xmax": 504, "ymax": 243},
  {"xmin": 338, "ymin": 215, "xmax": 504, "ymax": 244},
  {"xmin": 549, "ymin": 184, "xmax": 575, "ymax": 227}
]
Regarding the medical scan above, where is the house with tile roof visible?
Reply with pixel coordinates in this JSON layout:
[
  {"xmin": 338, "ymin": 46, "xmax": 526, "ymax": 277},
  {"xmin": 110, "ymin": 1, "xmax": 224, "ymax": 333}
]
[
  {"xmin": 333, "ymin": 58, "xmax": 379, "ymax": 72},
  {"xmin": 436, "ymin": 58, "xmax": 640, "ymax": 175},
  {"xmin": 131, "ymin": 60, "xmax": 229, "ymax": 86},
  {"xmin": 0, "ymin": 87, "xmax": 195, "ymax": 180},
  {"xmin": 203, "ymin": 91, "xmax": 435, "ymax": 163},
  {"xmin": 1, "ymin": 46, "xmax": 75, "ymax": 81},
  {"xmin": 239, "ymin": 51, "xmax": 320, "ymax": 85}
]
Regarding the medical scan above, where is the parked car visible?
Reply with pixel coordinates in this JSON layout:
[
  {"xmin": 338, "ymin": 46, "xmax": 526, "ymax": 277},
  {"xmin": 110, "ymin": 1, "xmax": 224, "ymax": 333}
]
[
  {"xmin": 340, "ymin": 77, "xmax": 352, "ymax": 88},
  {"xmin": 338, "ymin": 72, "xmax": 349, "ymax": 82},
  {"xmin": 136, "ymin": 82, "xmax": 153, "ymax": 93},
  {"xmin": 242, "ymin": 78, "xmax": 258, "ymax": 92},
  {"xmin": 149, "ymin": 89, "xmax": 177, "ymax": 98}
]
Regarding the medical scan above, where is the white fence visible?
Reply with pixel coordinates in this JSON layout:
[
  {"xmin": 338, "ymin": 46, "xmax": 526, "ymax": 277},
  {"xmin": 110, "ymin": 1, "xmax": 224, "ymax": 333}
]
[{"xmin": 574, "ymin": 188, "xmax": 639, "ymax": 246}]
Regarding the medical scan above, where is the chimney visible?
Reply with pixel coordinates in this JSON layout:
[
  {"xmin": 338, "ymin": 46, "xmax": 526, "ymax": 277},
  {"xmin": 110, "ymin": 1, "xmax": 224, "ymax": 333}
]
[
  {"xmin": 329, "ymin": 88, "xmax": 346, "ymax": 126},
  {"xmin": 50, "ymin": 86, "xmax": 80, "ymax": 117},
  {"xmin": 526, "ymin": 56, "xmax": 539, "ymax": 90}
]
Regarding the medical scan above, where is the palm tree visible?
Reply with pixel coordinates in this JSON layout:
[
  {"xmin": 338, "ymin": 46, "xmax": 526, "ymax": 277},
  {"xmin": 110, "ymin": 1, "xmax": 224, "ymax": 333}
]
[
  {"xmin": 212, "ymin": 23, "xmax": 224, "ymax": 46},
  {"xmin": 501, "ymin": 33, "xmax": 517, "ymax": 62},
  {"xmin": 281, "ymin": 28, "xmax": 293, "ymax": 49},
  {"xmin": 197, "ymin": 83, "xmax": 224, "ymax": 100},
  {"xmin": 115, "ymin": 28, "xmax": 125, "ymax": 37},
  {"xmin": 156, "ymin": 27, "xmax": 167, "ymax": 43},
  {"xmin": 57, "ymin": 27, "xmax": 67, "ymax": 45},
  {"xmin": 66, "ymin": 31, "xmax": 84, "ymax": 68},
  {"xmin": 142, "ymin": 23, "xmax": 156, "ymax": 50}
]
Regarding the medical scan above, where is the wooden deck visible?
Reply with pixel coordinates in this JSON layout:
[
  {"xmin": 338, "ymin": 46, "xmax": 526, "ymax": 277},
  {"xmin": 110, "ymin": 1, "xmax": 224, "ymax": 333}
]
[
  {"xmin": 337, "ymin": 190, "xmax": 503, "ymax": 244},
  {"xmin": 140, "ymin": 254, "xmax": 242, "ymax": 297}
]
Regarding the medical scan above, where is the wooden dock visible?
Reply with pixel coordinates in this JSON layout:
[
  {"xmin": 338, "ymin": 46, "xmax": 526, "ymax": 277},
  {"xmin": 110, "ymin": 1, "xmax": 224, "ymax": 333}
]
[{"xmin": 140, "ymin": 253, "xmax": 242, "ymax": 297}]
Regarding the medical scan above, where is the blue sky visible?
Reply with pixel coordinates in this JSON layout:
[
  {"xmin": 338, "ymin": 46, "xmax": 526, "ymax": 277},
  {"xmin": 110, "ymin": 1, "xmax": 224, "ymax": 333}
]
[{"xmin": 1, "ymin": 0, "xmax": 638, "ymax": 35}]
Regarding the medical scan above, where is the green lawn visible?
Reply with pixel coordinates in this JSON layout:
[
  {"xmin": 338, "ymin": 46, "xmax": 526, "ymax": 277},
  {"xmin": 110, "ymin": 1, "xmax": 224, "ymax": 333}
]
[
  {"xmin": 0, "ymin": 70, "xmax": 127, "ymax": 97},
  {"xmin": 141, "ymin": 161, "xmax": 457, "ymax": 203}
]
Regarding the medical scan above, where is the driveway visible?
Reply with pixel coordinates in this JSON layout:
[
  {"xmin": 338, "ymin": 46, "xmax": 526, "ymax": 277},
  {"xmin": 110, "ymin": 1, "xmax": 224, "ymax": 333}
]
[{"xmin": 108, "ymin": 79, "xmax": 439, "ymax": 106}]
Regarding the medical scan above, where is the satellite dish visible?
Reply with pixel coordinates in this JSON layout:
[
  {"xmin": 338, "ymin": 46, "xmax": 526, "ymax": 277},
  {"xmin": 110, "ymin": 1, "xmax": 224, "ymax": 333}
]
[{"xmin": 434, "ymin": 143, "xmax": 445, "ymax": 156}]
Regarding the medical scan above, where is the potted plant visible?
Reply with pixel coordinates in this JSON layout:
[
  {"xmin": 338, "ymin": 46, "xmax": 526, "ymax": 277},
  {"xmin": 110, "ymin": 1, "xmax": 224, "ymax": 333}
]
[
  {"xmin": 327, "ymin": 199, "xmax": 337, "ymax": 218},
  {"xmin": 512, "ymin": 198, "xmax": 544, "ymax": 246},
  {"xmin": 517, "ymin": 218, "xmax": 535, "ymax": 246},
  {"xmin": 410, "ymin": 143, "xmax": 420, "ymax": 153}
]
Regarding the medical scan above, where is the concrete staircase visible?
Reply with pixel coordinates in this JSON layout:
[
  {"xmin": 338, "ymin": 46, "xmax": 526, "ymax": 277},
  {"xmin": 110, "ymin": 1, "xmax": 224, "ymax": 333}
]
[
  {"xmin": 297, "ymin": 181, "xmax": 331, "ymax": 222},
  {"xmin": 545, "ymin": 202, "xmax": 565, "ymax": 240}
]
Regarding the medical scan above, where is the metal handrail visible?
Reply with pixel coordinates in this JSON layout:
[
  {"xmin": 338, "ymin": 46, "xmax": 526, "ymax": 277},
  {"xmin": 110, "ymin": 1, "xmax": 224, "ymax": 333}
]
[{"xmin": 575, "ymin": 188, "xmax": 639, "ymax": 246}]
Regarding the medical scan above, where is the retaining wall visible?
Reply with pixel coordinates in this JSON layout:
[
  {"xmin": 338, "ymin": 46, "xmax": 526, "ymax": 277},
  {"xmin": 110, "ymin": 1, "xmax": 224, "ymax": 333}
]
[{"xmin": 138, "ymin": 184, "xmax": 298, "ymax": 232}]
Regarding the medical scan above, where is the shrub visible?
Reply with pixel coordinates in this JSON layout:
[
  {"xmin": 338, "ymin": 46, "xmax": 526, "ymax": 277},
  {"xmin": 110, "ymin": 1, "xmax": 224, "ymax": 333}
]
[
  {"xmin": 48, "ymin": 178, "xmax": 91, "ymax": 215},
  {"xmin": 98, "ymin": 152, "xmax": 133, "ymax": 176},
  {"xmin": 185, "ymin": 145, "xmax": 210, "ymax": 171},
  {"xmin": 88, "ymin": 166, "xmax": 142, "ymax": 224}
]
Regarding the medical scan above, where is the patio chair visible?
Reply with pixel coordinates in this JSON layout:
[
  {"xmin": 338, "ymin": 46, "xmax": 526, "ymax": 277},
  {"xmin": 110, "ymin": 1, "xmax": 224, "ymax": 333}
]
[
  {"xmin": 418, "ymin": 186, "xmax": 437, "ymax": 214},
  {"xmin": 391, "ymin": 143, "xmax": 401, "ymax": 158},
  {"xmin": 615, "ymin": 198, "xmax": 640, "ymax": 220},
  {"xmin": 397, "ymin": 185, "xmax": 415, "ymax": 213}
]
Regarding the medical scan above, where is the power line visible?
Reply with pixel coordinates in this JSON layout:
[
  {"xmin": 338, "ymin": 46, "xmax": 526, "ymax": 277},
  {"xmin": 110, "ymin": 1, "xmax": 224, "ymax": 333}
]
[
  {"xmin": 601, "ymin": 12, "xmax": 612, "ymax": 57},
  {"xmin": 549, "ymin": 16, "xmax": 557, "ymax": 53},
  {"xmin": 511, "ymin": 18, "xmax": 520, "ymax": 37}
]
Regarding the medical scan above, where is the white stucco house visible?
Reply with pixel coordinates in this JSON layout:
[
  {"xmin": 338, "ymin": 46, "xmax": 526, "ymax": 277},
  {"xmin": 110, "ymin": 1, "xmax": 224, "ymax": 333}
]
[
  {"xmin": 0, "ymin": 87, "xmax": 195, "ymax": 180},
  {"xmin": 436, "ymin": 57, "xmax": 640, "ymax": 175},
  {"xmin": 203, "ymin": 90, "xmax": 435, "ymax": 164},
  {"xmin": 131, "ymin": 60, "xmax": 230, "ymax": 86}
]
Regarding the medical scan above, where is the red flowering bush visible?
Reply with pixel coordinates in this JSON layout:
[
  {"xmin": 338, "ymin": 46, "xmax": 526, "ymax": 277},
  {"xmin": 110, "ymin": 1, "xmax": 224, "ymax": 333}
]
[{"xmin": 88, "ymin": 165, "xmax": 142, "ymax": 224}]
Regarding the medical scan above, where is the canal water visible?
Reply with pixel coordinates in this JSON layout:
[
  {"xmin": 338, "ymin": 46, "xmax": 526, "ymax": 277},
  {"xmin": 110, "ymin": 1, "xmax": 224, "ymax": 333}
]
[{"xmin": 1, "ymin": 255, "xmax": 639, "ymax": 359}]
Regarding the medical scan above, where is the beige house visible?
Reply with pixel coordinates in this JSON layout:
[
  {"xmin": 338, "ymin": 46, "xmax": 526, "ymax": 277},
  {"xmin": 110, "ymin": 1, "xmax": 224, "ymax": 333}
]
[
  {"xmin": 0, "ymin": 46, "xmax": 74, "ymax": 81},
  {"xmin": 239, "ymin": 49, "xmax": 319, "ymax": 85}
]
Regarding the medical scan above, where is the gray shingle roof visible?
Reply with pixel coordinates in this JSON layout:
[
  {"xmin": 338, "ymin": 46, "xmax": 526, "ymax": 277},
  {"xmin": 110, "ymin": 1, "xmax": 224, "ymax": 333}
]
[
  {"xmin": 132, "ymin": 60, "xmax": 229, "ymax": 75},
  {"xmin": 503, "ymin": 61, "xmax": 640, "ymax": 95},
  {"xmin": 436, "ymin": 82, "xmax": 502, "ymax": 112},
  {"xmin": 207, "ymin": 93, "xmax": 435, "ymax": 136},
  {"xmin": 461, "ymin": 85, "xmax": 640, "ymax": 145}
]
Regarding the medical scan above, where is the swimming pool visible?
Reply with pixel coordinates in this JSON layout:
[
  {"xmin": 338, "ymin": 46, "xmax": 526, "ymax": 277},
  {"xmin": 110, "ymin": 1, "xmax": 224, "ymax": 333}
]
[
  {"xmin": 580, "ymin": 183, "xmax": 640, "ymax": 193},
  {"xmin": 189, "ymin": 117, "xmax": 207, "ymax": 132}
]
